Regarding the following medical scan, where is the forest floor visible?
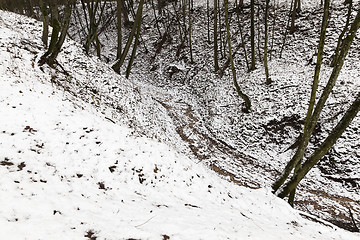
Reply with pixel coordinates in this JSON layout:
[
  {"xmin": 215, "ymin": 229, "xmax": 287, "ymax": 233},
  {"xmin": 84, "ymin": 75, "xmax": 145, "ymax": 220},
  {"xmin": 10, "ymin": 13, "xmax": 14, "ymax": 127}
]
[
  {"xmin": 2, "ymin": 8, "xmax": 360, "ymax": 239},
  {"xmin": 0, "ymin": 0, "xmax": 359, "ymax": 238},
  {"xmin": 75, "ymin": 0, "xmax": 360, "ymax": 231}
]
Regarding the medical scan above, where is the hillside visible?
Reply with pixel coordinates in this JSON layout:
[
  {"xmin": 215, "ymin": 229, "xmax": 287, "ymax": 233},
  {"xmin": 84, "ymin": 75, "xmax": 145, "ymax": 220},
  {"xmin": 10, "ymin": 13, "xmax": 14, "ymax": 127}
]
[
  {"xmin": 66, "ymin": 0, "xmax": 360, "ymax": 231},
  {"xmin": 0, "ymin": 2, "xmax": 359, "ymax": 240}
]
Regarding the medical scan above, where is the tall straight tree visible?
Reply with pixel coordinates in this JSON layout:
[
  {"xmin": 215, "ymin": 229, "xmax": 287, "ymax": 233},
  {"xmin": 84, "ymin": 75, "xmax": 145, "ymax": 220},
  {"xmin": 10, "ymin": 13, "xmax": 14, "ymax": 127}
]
[
  {"xmin": 116, "ymin": 0, "xmax": 122, "ymax": 59},
  {"xmin": 235, "ymin": 0, "xmax": 250, "ymax": 71},
  {"xmin": 188, "ymin": 0, "xmax": 194, "ymax": 63},
  {"xmin": 250, "ymin": 0, "xmax": 256, "ymax": 70},
  {"xmin": 213, "ymin": 0, "xmax": 219, "ymax": 71},
  {"xmin": 290, "ymin": 0, "xmax": 300, "ymax": 34},
  {"xmin": 125, "ymin": 0, "xmax": 144, "ymax": 78},
  {"xmin": 39, "ymin": 0, "xmax": 49, "ymax": 47},
  {"xmin": 331, "ymin": 0, "xmax": 352, "ymax": 67},
  {"xmin": 273, "ymin": 0, "xmax": 330, "ymax": 200},
  {"xmin": 264, "ymin": 0, "xmax": 271, "ymax": 84}
]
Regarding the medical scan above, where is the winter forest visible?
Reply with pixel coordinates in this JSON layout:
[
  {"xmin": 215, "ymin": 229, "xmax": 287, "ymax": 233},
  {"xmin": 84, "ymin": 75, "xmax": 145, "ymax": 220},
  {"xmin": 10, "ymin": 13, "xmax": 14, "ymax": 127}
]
[{"xmin": 0, "ymin": 0, "xmax": 359, "ymax": 239}]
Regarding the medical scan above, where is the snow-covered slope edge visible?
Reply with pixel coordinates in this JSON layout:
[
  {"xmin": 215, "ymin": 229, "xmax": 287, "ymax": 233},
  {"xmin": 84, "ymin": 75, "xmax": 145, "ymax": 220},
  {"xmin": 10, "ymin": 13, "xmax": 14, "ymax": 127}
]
[
  {"xmin": 0, "ymin": 10, "xmax": 359, "ymax": 240},
  {"xmin": 0, "ymin": 9, "xmax": 184, "ymax": 151}
]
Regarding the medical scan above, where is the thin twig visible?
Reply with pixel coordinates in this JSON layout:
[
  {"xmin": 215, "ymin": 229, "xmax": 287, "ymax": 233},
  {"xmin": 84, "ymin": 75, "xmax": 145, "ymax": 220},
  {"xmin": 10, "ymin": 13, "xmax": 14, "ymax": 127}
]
[{"xmin": 135, "ymin": 215, "xmax": 156, "ymax": 228}]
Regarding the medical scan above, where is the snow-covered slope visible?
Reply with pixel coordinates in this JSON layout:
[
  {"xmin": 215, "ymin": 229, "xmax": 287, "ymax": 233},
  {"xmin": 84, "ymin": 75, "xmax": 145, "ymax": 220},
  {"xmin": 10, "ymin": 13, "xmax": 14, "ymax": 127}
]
[{"xmin": 0, "ymin": 9, "xmax": 359, "ymax": 240}]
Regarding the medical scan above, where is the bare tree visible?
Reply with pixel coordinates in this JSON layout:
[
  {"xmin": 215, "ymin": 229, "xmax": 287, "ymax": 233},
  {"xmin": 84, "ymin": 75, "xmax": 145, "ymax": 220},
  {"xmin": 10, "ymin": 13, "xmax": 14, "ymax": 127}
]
[
  {"xmin": 273, "ymin": 2, "xmax": 360, "ymax": 206},
  {"xmin": 250, "ymin": 0, "xmax": 256, "ymax": 70},
  {"xmin": 39, "ymin": 0, "xmax": 73, "ymax": 66},
  {"xmin": 264, "ymin": 0, "xmax": 271, "ymax": 84},
  {"xmin": 112, "ymin": 0, "xmax": 144, "ymax": 76},
  {"xmin": 224, "ymin": 0, "xmax": 251, "ymax": 112},
  {"xmin": 213, "ymin": 0, "xmax": 219, "ymax": 71}
]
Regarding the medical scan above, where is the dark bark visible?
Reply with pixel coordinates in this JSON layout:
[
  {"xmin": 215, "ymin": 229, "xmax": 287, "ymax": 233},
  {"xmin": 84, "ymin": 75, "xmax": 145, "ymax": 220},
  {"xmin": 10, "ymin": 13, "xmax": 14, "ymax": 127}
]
[
  {"xmin": 264, "ymin": 0, "xmax": 271, "ymax": 84},
  {"xmin": 272, "ymin": 0, "xmax": 330, "ymax": 194},
  {"xmin": 331, "ymin": 0, "xmax": 352, "ymax": 67},
  {"xmin": 278, "ymin": 91, "xmax": 360, "ymax": 198},
  {"xmin": 39, "ymin": 0, "xmax": 49, "ymax": 47},
  {"xmin": 39, "ymin": 1, "xmax": 73, "ymax": 66},
  {"xmin": 224, "ymin": 0, "xmax": 251, "ymax": 112},
  {"xmin": 117, "ymin": 0, "xmax": 123, "ymax": 59},
  {"xmin": 273, "ymin": 6, "xmax": 360, "ymax": 203},
  {"xmin": 112, "ymin": 0, "xmax": 144, "ymax": 74},
  {"xmin": 213, "ymin": 0, "xmax": 219, "ymax": 71},
  {"xmin": 250, "ymin": 0, "xmax": 255, "ymax": 70},
  {"xmin": 125, "ymin": 0, "xmax": 144, "ymax": 78}
]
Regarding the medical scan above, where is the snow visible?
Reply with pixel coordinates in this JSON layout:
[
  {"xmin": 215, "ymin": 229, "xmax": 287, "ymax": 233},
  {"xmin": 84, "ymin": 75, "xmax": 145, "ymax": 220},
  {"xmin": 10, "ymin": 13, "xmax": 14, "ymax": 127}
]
[
  {"xmin": 95, "ymin": 0, "xmax": 360, "ymax": 228},
  {"xmin": 0, "ymin": 8, "xmax": 359, "ymax": 240}
]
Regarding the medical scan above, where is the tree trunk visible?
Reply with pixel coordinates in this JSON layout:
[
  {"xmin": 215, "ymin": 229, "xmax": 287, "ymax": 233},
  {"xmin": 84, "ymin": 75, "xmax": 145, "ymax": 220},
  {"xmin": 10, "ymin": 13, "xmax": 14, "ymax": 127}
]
[
  {"xmin": 112, "ymin": 0, "xmax": 144, "ymax": 74},
  {"xmin": 331, "ymin": 0, "xmax": 352, "ymax": 67},
  {"xmin": 264, "ymin": 0, "xmax": 271, "ymax": 84},
  {"xmin": 273, "ymin": 5, "xmax": 360, "ymax": 201},
  {"xmin": 46, "ymin": 1, "xmax": 72, "ymax": 65},
  {"xmin": 235, "ymin": 0, "xmax": 249, "ymax": 71},
  {"xmin": 224, "ymin": 0, "xmax": 251, "ymax": 112},
  {"xmin": 188, "ymin": 0, "xmax": 194, "ymax": 63},
  {"xmin": 272, "ymin": 0, "xmax": 330, "ymax": 194},
  {"xmin": 39, "ymin": 0, "xmax": 49, "ymax": 47},
  {"xmin": 207, "ymin": 0, "xmax": 210, "ymax": 43},
  {"xmin": 279, "ymin": 0, "xmax": 294, "ymax": 58},
  {"xmin": 278, "ymin": 91, "xmax": 360, "ymax": 199},
  {"xmin": 250, "ymin": 0, "xmax": 256, "ymax": 70},
  {"xmin": 117, "ymin": 0, "xmax": 123, "ymax": 59},
  {"xmin": 125, "ymin": 0, "xmax": 144, "ymax": 78},
  {"xmin": 290, "ymin": 0, "xmax": 298, "ymax": 34},
  {"xmin": 213, "ymin": 0, "xmax": 219, "ymax": 71}
]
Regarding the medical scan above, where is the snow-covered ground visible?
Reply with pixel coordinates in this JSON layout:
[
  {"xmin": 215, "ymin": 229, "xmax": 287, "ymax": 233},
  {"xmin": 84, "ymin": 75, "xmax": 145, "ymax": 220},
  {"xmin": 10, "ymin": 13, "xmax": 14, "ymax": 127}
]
[{"xmin": 1, "ymin": 9, "xmax": 359, "ymax": 240}]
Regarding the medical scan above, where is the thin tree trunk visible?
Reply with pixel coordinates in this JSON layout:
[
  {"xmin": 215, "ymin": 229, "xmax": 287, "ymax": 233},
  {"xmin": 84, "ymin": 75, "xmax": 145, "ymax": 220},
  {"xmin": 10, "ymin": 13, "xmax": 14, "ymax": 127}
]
[
  {"xmin": 188, "ymin": 0, "xmax": 194, "ymax": 63},
  {"xmin": 264, "ymin": 0, "xmax": 271, "ymax": 84},
  {"xmin": 224, "ymin": 0, "xmax": 251, "ymax": 112},
  {"xmin": 235, "ymin": 0, "xmax": 249, "ymax": 71},
  {"xmin": 287, "ymin": 0, "xmax": 330, "ymax": 205},
  {"xmin": 117, "ymin": 0, "xmax": 123, "ymax": 59},
  {"xmin": 269, "ymin": 0, "xmax": 277, "ymax": 61},
  {"xmin": 250, "ymin": 0, "xmax": 256, "ymax": 70},
  {"xmin": 218, "ymin": 0, "xmax": 224, "ymax": 58},
  {"xmin": 207, "ymin": 0, "xmax": 210, "ymax": 43},
  {"xmin": 214, "ymin": 0, "xmax": 219, "ymax": 71},
  {"xmin": 279, "ymin": 0, "xmax": 294, "ymax": 58},
  {"xmin": 290, "ymin": 0, "xmax": 298, "ymax": 34},
  {"xmin": 150, "ymin": 0, "xmax": 162, "ymax": 38},
  {"xmin": 39, "ymin": 0, "xmax": 49, "ymax": 47},
  {"xmin": 113, "ymin": 0, "xmax": 144, "ymax": 74},
  {"xmin": 257, "ymin": 4, "xmax": 261, "ymax": 61},
  {"xmin": 125, "ymin": 0, "xmax": 144, "ymax": 78},
  {"xmin": 112, "ymin": 0, "xmax": 143, "ymax": 73},
  {"xmin": 46, "ymin": 2, "xmax": 72, "ymax": 65},
  {"xmin": 331, "ymin": 0, "xmax": 352, "ymax": 67}
]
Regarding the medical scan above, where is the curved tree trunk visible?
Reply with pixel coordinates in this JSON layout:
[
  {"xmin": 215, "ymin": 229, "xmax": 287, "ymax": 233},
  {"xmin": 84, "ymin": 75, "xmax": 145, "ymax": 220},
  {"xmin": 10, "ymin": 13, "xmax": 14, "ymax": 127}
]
[{"xmin": 224, "ymin": 0, "xmax": 251, "ymax": 112}]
